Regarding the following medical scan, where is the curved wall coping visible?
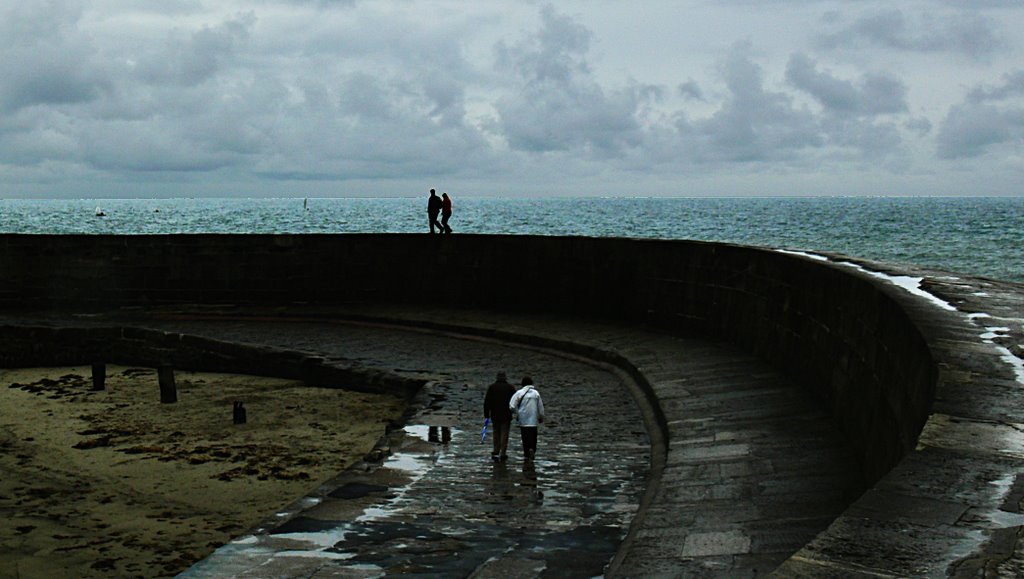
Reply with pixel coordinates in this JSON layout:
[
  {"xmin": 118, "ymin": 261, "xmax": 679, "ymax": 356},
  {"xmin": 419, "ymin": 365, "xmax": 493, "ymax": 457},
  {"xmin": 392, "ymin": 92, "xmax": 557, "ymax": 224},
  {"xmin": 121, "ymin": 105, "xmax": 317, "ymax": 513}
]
[{"xmin": 0, "ymin": 233, "xmax": 939, "ymax": 481}]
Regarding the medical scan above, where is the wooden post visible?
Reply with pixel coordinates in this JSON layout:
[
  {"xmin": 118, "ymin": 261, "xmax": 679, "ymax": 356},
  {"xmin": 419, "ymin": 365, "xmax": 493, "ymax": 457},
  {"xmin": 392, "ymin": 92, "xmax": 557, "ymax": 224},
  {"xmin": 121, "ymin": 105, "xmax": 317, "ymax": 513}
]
[
  {"xmin": 158, "ymin": 364, "xmax": 177, "ymax": 403},
  {"xmin": 233, "ymin": 401, "xmax": 247, "ymax": 424},
  {"xmin": 91, "ymin": 363, "xmax": 106, "ymax": 391}
]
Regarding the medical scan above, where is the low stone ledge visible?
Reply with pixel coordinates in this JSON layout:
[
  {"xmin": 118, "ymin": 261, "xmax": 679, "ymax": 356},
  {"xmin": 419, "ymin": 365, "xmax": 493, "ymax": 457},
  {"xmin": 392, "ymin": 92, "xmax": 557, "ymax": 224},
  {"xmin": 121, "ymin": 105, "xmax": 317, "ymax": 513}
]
[{"xmin": 0, "ymin": 323, "xmax": 423, "ymax": 399}]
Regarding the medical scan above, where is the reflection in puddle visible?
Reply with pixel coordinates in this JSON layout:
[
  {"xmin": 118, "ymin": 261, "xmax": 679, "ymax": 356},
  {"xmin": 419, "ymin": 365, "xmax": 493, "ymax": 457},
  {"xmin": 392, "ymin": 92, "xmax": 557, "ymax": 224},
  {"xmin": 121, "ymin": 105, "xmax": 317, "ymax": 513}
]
[
  {"xmin": 429, "ymin": 425, "xmax": 452, "ymax": 443},
  {"xmin": 382, "ymin": 452, "xmax": 428, "ymax": 473},
  {"xmin": 403, "ymin": 424, "xmax": 456, "ymax": 444},
  {"xmin": 271, "ymin": 527, "xmax": 351, "ymax": 549},
  {"xmin": 402, "ymin": 424, "xmax": 432, "ymax": 441},
  {"xmin": 277, "ymin": 550, "xmax": 356, "ymax": 560}
]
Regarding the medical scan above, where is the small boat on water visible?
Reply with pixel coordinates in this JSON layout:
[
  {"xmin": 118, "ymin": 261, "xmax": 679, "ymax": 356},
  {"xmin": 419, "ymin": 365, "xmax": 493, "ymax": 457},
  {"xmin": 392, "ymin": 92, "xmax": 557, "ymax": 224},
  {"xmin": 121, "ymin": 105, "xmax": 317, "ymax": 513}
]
[{"xmin": 95, "ymin": 207, "xmax": 106, "ymax": 217}]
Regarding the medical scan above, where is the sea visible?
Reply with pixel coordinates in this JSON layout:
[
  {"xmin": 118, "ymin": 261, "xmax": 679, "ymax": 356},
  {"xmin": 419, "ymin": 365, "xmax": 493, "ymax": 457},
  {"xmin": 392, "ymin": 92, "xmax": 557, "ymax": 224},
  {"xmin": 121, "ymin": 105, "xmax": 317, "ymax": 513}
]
[{"xmin": 2, "ymin": 196, "xmax": 1022, "ymax": 282}]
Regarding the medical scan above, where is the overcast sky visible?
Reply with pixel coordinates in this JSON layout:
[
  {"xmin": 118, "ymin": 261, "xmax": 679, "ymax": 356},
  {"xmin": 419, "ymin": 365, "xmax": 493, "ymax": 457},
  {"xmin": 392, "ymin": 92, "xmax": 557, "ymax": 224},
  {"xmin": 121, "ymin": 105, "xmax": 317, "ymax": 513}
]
[{"xmin": 1, "ymin": 0, "xmax": 1022, "ymax": 198}]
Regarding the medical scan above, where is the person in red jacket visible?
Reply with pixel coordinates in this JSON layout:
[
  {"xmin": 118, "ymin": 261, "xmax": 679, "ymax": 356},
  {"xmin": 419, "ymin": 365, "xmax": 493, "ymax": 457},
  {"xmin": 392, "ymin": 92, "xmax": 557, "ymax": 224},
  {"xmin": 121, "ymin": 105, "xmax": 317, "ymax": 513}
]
[{"xmin": 441, "ymin": 192, "xmax": 453, "ymax": 234}]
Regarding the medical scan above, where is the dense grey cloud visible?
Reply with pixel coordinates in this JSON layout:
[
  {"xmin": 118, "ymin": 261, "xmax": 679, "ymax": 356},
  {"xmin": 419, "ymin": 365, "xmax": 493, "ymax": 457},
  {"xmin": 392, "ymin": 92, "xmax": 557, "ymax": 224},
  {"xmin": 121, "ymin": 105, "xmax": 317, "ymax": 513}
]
[
  {"xmin": 677, "ymin": 80, "xmax": 704, "ymax": 102},
  {"xmin": 0, "ymin": 2, "xmax": 104, "ymax": 112},
  {"xmin": 967, "ymin": 70, "xmax": 1024, "ymax": 103},
  {"xmin": 937, "ymin": 70, "xmax": 1024, "ymax": 159},
  {"xmin": 785, "ymin": 53, "xmax": 907, "ymax": 116},
  {"xmin": 493, "ymin": 6, "xmax": 647, "ymax": 157},
  {"xmin": 0, "ymin": 0, "xmax": 1022, "ymax": 197},
  {"xmin": 674, "ymin": 43, "xmax": 822, "ymax": 165},
  {"xmin": 133, "ymin": 13, "xmax": 255, "ymax": 87},
  {"xmin": 817, "ymin": 8, "xmax": 1005, "ymax": 59}
]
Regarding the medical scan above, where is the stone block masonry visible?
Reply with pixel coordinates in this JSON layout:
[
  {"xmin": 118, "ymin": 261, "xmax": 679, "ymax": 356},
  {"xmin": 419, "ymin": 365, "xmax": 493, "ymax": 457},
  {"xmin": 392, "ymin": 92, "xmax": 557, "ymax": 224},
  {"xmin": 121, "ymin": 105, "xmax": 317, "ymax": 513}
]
[{"xmin": 0, "ymin": 234, "xmax": 935, "ymax": 483}]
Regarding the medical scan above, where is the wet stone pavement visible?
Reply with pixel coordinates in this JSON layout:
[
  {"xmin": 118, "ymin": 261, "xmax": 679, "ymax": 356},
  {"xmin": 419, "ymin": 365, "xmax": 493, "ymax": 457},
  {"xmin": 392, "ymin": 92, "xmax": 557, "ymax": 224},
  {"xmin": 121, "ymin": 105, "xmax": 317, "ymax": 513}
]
[{"xmin": 166, "ymin": 322, "xmax": 650, "ymax": 578}]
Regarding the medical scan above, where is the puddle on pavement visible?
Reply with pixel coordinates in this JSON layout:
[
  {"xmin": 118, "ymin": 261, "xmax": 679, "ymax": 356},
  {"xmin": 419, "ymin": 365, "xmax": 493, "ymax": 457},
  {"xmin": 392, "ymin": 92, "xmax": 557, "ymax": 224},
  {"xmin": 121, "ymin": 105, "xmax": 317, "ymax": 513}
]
[
  {"xmin": 355, "ymin": 423, "xmax": 460, "ymax": 522},
  {"xmin": 219, "ymin": 422, "xmax": 464, "ymax": 558}
]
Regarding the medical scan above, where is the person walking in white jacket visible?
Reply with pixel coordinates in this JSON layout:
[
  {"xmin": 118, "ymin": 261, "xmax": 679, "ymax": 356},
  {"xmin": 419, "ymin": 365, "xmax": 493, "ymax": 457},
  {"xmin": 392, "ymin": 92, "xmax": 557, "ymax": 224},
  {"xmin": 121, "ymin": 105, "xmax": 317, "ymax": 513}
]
[{"xmin": 509, "ymin": 376, "xmax": 545, "ymax": 460}]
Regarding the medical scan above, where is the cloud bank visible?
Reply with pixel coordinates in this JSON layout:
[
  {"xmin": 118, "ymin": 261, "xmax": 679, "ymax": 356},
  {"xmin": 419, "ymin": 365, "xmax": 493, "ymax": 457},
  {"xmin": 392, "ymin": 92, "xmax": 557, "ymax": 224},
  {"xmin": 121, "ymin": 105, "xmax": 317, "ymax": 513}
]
[{"xmin": 0, "ymin": 0, "xmax": 1021, "ymax": 197}]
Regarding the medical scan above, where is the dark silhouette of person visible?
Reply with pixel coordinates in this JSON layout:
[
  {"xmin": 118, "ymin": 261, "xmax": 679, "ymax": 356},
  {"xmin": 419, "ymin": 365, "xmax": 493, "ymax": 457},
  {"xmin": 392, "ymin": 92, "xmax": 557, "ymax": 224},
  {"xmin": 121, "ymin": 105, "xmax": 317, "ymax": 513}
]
[
  {"xmin": 441, "ymin": 192, "xmax": 453, "ymax": 234},
  {"xmin": 484, "ymin": 372, "xmax": 517, "ymax": 461},
  {"xmin": 427, "ymin": 189, "xmax": 443, "ymax": 233}
]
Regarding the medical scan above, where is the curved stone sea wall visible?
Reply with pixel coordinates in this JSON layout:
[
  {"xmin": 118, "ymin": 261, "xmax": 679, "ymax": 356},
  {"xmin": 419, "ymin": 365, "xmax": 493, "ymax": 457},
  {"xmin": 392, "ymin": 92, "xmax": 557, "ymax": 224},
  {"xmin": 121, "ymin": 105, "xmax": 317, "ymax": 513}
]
[
  {"xmin": 8, "ymin": 233, "xmax": 1024, "ymax": 575},
  {"xmin": 0, "ymin": 233, "xmax": 937, "ymax": 484}
]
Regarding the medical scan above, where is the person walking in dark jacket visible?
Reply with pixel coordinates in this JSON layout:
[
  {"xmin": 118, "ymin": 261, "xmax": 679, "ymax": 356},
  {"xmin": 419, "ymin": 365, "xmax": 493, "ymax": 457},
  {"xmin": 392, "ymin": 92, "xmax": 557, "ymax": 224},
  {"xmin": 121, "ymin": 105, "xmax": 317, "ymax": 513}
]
[
  {"xmin": 484, "ymin": 372, "xmax": 517, "ymax": 461},
  {"xmin": 427, "ymin": 189, "xmax": 443, "ymax": 233}
]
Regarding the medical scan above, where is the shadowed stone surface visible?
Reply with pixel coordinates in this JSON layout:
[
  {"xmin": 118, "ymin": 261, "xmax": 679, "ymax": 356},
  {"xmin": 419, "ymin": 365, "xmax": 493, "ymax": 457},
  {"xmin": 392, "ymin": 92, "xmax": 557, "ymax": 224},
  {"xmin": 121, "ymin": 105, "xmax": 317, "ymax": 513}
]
[
  {"xmin": 155, "ymin": 320, "xmax": 651, "ymax": 577},
  {"xmin": 112, "ymin": 309, "xmax": 860, "ymax": 577}
]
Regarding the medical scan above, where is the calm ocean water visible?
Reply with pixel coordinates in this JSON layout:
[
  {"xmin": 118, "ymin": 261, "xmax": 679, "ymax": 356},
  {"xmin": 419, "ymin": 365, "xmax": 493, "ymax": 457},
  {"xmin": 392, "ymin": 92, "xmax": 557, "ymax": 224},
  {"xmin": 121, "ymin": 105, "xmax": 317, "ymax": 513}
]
[{"xmin": 2, "ymin": 196, "xmax": 1022, "ymax": 282}]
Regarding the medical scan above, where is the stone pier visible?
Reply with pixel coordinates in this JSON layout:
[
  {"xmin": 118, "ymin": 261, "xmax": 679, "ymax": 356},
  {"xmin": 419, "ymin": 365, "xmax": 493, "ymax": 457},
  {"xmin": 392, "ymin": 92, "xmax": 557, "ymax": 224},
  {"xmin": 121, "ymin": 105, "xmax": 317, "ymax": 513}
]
[{"xmin": 1, "ymin": 234, "xmax": 1022, "ymax": 576}]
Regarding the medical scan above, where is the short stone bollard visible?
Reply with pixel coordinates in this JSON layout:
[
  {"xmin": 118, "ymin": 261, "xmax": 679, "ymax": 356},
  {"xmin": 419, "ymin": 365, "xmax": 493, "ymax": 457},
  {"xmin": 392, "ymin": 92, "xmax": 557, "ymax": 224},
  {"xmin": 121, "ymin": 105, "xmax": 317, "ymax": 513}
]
[
  {"xmin": 91, "ymin": 363, "xmax": 106, "ymax": 391},
  {"xmin": 158, "ymin": 364, "xmax": 177, "ymax": 403},
  {"xmin": 233, "ymin": 401, "xmax": 247, "ymax": 424}
]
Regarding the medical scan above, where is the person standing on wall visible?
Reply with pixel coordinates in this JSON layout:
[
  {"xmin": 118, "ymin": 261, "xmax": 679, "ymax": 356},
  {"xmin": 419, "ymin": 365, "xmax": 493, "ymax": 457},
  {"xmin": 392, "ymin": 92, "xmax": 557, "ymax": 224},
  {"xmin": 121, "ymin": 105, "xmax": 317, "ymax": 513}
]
[
  {"xmin": 427, "ymin": 189, "xmax": 443, "ymax": 233},
  {"xmin": 484, "ymin": 372, "xmax": 517, "ymax": 461},
  {"xmin": 441, "ymin": 192, "xmax": 453, "ymax": 234},
  {"xmin": 509, "ymin": 376, "xmax": 545, "ymax": 460}
]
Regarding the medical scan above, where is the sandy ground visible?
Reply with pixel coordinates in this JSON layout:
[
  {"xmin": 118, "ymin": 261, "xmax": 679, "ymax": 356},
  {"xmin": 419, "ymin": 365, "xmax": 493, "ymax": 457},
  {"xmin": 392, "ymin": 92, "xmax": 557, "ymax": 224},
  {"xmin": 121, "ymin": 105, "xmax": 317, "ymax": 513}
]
[{"xmin": 0, "ymin": 365, "xmax": 407, "ymax": 579}]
